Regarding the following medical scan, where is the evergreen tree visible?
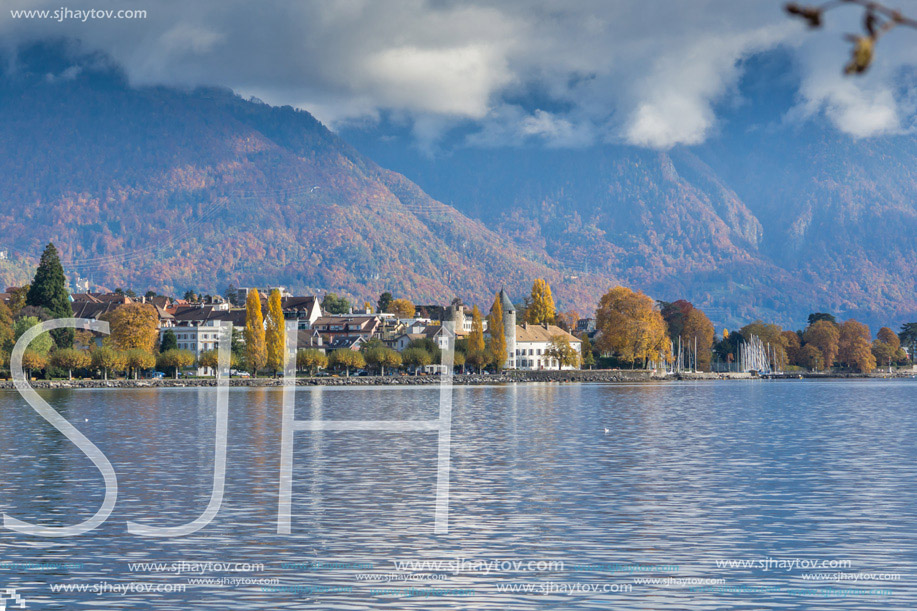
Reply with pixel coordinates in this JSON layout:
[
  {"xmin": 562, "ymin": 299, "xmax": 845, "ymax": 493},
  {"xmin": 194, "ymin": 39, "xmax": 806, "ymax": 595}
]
[
  {"xmin": 26, "ymin": 243, "xmax": 74, "ymax": 348},
  {"xmin": 265, "ymin": 288, "xmax": 285, "ymax": 375},
  {"xmin": 377, "ymin": 291, "xmax": 393, "ymax": 313},
  {"xmin": 321, "ymin": 292, "xmax": 351, "ymax": 314},
  {"xmin": 579, "ymin": 333, "xmax": 596, "ymax": 369},
  {"xmin": 244, "ymin": 290, "xmax": 267, "ymax": 374},
  {"xmin": 160, "ymin": 329, "xmax": 178, "ymax": 352}
]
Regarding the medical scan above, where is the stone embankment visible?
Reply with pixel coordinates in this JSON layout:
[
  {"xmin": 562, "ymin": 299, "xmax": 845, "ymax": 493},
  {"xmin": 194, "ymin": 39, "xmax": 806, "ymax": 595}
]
[{"xmin": 0, "ymin": 369, "xmax": 912, "ymax": 390}]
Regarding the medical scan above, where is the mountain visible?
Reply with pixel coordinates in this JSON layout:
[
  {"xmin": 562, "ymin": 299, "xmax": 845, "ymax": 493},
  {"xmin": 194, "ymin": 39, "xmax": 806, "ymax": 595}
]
[
  {"xmin": 340, "ymin": 55, "xmax": 917, "ymax": 329},
  {"xmin": 3, "ymin": 42, "xmax": 916, "ymax": 329},
  {"xmin": 0, "ymin": 42, "xmax": 609, "ymax": 311}
]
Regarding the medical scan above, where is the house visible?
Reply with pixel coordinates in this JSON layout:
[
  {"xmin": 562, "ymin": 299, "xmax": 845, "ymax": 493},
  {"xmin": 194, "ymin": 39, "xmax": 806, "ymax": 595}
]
[
  {"xmin": 281, "ymin": 296, "xmax": 323, "ymax": 329},
  {"xmin": 391, "ymin": 325, "xmax": 451, "ymax": 352},
  {"xmin": 576, "ymin": 318, "xmax": 596, "ymax": 334},
  {"xmin": 311, "ymin": 315, "xmax": 382, "ymax": 339},
  {"xmin": 514, "ymin": 323, "xmax": 582, "ymax": 370},
  {"xmin": 164, "ymin": 321, "xmax": 226, "ymax": 354}
]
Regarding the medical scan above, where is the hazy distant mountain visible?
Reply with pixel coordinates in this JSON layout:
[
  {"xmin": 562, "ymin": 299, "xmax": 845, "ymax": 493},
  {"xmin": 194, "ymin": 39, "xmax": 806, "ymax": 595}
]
[
  {"xmin": 3, "ymin": 42, "xmax": 915, "ymax": 329},
  {"xmin": 0, "ymin": 42, "xmax": 608, "ymax": 311},
  {"xmin": 341, "ymin": 54, "xmax": 917, "ymax": 329}
]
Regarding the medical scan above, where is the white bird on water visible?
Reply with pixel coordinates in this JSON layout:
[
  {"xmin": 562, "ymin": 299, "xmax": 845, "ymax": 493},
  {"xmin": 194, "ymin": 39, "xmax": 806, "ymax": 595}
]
[{"xmin": 604, "ymin": 427, "xmax": 610, "ymax": 434}]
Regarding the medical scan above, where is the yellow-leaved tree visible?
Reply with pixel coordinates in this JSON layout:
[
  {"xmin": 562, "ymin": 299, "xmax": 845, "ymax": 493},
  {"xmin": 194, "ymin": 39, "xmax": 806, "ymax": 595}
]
[
  {"xmin": 527, "ymin": 278, "xmax": 556, "ymax": 324},
  {"xmin": 244, "ymin": 290, "xmax": 267, "ymax": 375},
  {"xmin": 468, "ymin": 305, "xmax": 485, "ymax": 353},
  {"xmin": 838, "ymin": 319, "xmax": 876, "ymax": 373},
  {"xmin": 487, "ymin": 293, "xmax": 507, "ymax": 370},
  {"xmin": 595, "ymin": 286, "xmax": 669, "ymax": 368},
  {"xmin": 108, "ymin": 302, "xmax": 159, "ymax": 352},
  {"xmin": 682, "ymin": 307, "xmax": 715, "ymax": 371},
  {"xmin": 265, "ymin": 288, "xmax": 285, "ymax": 375},
  {"xmin": 387, "ymin": 298, "xmax": 416, "ymax": 318},
  {"xmin": 803, "ymin": 320, "xmax": 840, "ymax": 369}
]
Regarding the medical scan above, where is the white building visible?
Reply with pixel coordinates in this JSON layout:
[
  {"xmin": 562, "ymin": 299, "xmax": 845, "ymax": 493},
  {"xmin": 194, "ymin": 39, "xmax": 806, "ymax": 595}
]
[
  {"xmin": 161, "ymin": 321, "xmax": 226, "ymax": 374},
  {"xmin": 391, "ymin": 325, "xmax": 451, "ymax": 352},
  {"xmin": 514, "ymin": 323, "xmax": 582, "ymax": 370}
]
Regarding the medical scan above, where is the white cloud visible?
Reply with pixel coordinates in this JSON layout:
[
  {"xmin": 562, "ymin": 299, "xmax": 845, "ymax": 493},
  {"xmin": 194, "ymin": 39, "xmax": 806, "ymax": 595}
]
[{"xmin": 2, "ymin": 0, "xmax": 916, "ymax": 148}]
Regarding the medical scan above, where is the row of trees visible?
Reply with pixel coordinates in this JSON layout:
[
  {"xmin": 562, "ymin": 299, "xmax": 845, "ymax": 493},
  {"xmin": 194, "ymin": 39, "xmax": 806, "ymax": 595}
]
[{"xmin": 713, "ymin": 313, "xmax": 909, "ymax": 373}]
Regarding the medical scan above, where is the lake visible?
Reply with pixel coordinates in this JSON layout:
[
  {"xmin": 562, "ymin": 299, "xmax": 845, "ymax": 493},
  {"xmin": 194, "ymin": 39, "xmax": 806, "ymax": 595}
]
[{"xmin": 0, "ymin": 380, "xmax": 915, "ymax": 610}]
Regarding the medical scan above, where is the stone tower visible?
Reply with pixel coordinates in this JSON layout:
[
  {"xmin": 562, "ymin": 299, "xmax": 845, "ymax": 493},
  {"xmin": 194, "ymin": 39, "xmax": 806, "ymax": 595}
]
[
  {"xmin": 448, "ymin": 297, "xmax": 465, "ymax": 332},
  {"xmin": 498, "ymin": 288, "xmax": 516, "ymax": 369}
]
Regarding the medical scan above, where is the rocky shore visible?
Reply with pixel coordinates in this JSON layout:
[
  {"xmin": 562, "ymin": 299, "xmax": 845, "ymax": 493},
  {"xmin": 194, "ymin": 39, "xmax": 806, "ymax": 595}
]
[{"xmin": 5, "ymin": 369, "xmax": 911, "ymax": 390}]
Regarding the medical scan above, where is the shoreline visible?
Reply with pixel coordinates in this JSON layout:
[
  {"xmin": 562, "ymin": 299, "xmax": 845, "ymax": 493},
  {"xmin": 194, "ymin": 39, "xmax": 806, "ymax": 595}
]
[{"xmin": 1, "ymin": 369, "xmax": 914, "ymax": 390}]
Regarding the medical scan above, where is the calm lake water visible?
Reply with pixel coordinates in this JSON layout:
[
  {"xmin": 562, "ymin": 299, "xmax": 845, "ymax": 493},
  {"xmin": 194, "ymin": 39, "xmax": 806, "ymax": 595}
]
[{"xmin": 0, "ymin": 380, "xmax": 915, "ymax": 610}]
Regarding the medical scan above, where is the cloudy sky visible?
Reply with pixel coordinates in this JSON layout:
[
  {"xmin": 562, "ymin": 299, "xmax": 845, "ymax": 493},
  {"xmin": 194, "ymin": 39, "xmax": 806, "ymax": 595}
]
[{"xmin": 3, "ymin": 0, "xmax": 916, "ymax": 149}]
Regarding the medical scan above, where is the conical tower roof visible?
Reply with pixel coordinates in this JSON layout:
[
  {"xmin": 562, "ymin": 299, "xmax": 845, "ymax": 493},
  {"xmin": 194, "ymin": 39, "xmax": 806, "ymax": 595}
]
[{"xmin": 499, "ymin": 288, "xmax": 515, "ymax": 313}]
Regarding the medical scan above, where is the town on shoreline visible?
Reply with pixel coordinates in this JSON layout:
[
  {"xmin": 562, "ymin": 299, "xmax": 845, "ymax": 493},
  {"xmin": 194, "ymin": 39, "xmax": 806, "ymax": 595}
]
[{"xmin": 2, "ymin": 243, "xmax": 916, "ymax": 384}]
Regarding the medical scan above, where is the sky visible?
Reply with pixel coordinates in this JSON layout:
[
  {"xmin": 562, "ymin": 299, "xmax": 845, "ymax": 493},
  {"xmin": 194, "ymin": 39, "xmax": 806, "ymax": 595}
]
[{"xmin": 3, "ymin": 0, "xmax": 916, "ymax": 150}]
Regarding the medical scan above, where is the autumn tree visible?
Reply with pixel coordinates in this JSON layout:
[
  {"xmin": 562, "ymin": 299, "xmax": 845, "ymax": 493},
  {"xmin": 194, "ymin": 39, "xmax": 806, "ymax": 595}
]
[
  {"xmin": 92, "ymin": 346, "xmax": 125, "ymax": 380},
  {"xmin": 50, "ymin": 348, "xmax": 90, "ymax": 380},
  {"xmin": 198, "ymin": 349, "xmax": 219, "ymax": 374},
  {"xmin": 682, "ymin": 307, "xmax": 715, "ymax": 371},
  {"xmin": 837, "ymin": 319, "xmax": 876, "ymax": 372},
  {"xmin": 387, "ymin": 298, "xmax": 416, "ymax": 319},
  {"xmin": 803, "ymin": 320, "xmax": 840, "ymax": 369},
  {"xmin": 782, "ymin": 330, "xmax": 803, "ymax": 367},
  {"xmin": 487, "ymin": 292, "xmax": 507, "ymax": 370},
  {"xmin": 452, "ymin": 350, "xmax": 466, "ymax": 373},
  {"xmin": 401, "ymin": 347, "xmax": 432, "ymax": 375},
  {"xmin": 124, "ymin": 348, "xmax": 156, "ymax": 379},
  {"xmin": 468, "ymin": 305, "xmax": 485, "ymax": 353},
  {"xmin": 799, "ymin": 344, "xmax": 825, "ymax": 371},
  {"xmin": 296, "ymin": 348, "xmax": 328, "ymax": 375},
  {"xmin": 265, "ymin": 288, "xmax": 286, "ymax": 375},
  {"xmin": 25, "ymin": 243, "xmax": 74, "ymax": 348},
  {"xmin": 108, "ymin": 302, "xmax": 159, "ymax": 352},
  {"xmin": 871, "ymin": 326, "xmax": 905, "ymax": 369},
  {"xmin": 595, "ymin": 286, "xmax": 669, "ymax": 368},
  {"xmin": 466, "ymin": 349, "xmax": 490, "ymax": 373},
  {"xmin": 365, "ymin": 346, "xmax": 402, "ymax": 375},
  {"xmin": 157, "ymin": 349, "xmax": 195, "ymax": 379},
  {"xmin": 545, "ymin": 334, "xmax": 581, "ymax": 370},
  {"xmin": 526, "ymin": 279, "xmax": 556, "ymax": 324},
  {"xmin": 659, "ymin": 299, "xmax": 694, "ymax": 340},
  {"xmin": 7, "ymin": 286, "xmax": 28, "ymax": 316},
  {"xmin": 329, "ymin": 348, "xmax": 365, "ymax": 376},
  {"xmin": 555, "ymin": 310, "xmax": 580, "ymax": 332},
  {"xmin": 244, "ymin": 289, "xmax": 267, "ymax": 374},
  {"xmin": 740, "ymin": 320, "xmax": 789, "ymax": 369},
  {"xmin": 21, "ymin": 350, "xmax": 48, "ymax": 378},
  {"xmin": 0, "ymin": 301, "xmax": 14, "ymax": 353}
]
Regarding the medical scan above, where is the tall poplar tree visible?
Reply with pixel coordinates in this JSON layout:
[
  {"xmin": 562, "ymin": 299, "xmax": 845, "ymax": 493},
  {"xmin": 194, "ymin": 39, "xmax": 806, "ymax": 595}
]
[
  {"xmin": 265, "ymin": 288, "xmax": 285, "ymax": 375},
  {"xmin": 527, "ymin": 278, "xmax": 556, "ymax": 325},
  {"xmin": 26, "ymin": 243, "xmax": 74, "ymax": 348},
  {"xmin": 488, "ymin": 293, "xmax": 507, "ymax": 370},
  {"xmin": 244, "ymin": 290, "xmax": 267, "ymax": 374}
]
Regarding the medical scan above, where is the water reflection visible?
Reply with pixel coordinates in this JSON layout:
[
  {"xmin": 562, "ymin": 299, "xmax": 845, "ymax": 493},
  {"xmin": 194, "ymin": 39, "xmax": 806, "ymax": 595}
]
[{"xmin": 0, "ymin": 381, "xmax": 914, "ymax": 609}]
